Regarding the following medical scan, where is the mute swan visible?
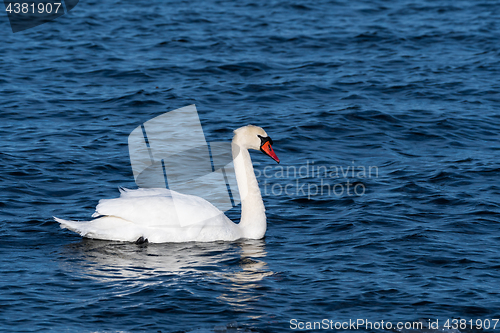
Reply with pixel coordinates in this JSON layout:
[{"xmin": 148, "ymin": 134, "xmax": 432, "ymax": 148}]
[{"xmin": 54, "ymin": 125, "xmax": 280, "ymax": 243}]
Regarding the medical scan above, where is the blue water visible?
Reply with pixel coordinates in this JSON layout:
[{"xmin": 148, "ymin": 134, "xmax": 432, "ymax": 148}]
[{"xmin": 2, "ymin": 0, "xmax": 500, "ymax": 332}]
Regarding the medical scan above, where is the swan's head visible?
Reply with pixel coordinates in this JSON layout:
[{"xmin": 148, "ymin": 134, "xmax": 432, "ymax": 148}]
[{"xmin": 233, "ymin": 125, "xmax": 280, "ymax": 163}]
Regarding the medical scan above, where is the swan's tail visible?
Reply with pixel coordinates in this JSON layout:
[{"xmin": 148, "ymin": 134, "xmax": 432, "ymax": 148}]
[
  {"xmin": 54, "ymin": 216, "xmax": 142, "ymax": 242},
  {"xmin": 54, "ymin": 217, "xmax": 89, "ymax": 236}
]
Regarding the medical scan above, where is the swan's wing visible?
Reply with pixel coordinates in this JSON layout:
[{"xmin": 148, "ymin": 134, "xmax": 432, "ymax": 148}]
[
  {"xmin": 117, "ymin": 187, "xmax": 174, "ymax": 198},
  {"xmin": 92, "ymin": 188, "xmax": 228, "ymax": 228}
]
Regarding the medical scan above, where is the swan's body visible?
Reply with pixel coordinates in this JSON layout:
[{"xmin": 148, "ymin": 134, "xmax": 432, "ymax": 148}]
[{"xmin": 55, "ymin": 125, "xmax": 279, "ymax": 243}]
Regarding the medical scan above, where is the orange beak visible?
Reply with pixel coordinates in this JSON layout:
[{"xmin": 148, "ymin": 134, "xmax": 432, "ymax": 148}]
[{"xmin": 260, "ymin": 141, "xmax": 280, "ymax": 163}]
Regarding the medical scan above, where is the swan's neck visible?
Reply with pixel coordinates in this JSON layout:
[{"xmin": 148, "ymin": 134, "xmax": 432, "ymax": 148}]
[{"xmin": 232, "ymin": 140, "xmax": 266, "ymax": 239}]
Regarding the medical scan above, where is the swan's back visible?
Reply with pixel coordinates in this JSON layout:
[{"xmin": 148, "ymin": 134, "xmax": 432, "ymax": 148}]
[
  {"xmin": 94, "ymin": 188, "xmax": 226, "ymax": 227},
  {"xmin": 56, "ymin": 188, "xmax": 240, "ymax": 243}
]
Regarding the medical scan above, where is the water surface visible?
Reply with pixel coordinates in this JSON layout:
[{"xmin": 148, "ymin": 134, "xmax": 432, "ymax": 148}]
[{"xmin": 1, "ymin": 0, "xmax": 500, "ymax": 332}]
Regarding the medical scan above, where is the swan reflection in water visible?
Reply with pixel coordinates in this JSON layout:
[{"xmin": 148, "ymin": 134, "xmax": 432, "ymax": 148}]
[{"xmin": 60, "ymin": 238, "xmax": 273, "ymax": 313}]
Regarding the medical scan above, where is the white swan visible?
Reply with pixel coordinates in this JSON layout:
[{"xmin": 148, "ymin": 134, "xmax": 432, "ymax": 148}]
[{"xmin": 54, "ymin": 125, "xmax": 280, "ymax": 243}]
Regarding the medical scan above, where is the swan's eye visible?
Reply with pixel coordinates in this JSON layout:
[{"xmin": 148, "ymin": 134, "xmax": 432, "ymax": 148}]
[{"xmin": 258, "ymin": 135, "xmax": 273, "ymax": 146}]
